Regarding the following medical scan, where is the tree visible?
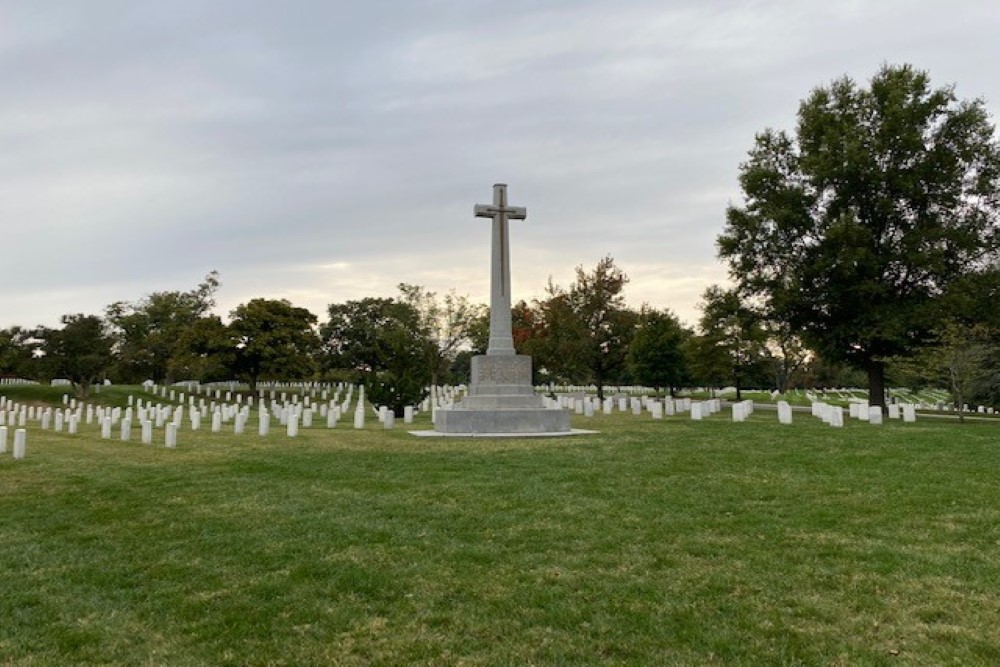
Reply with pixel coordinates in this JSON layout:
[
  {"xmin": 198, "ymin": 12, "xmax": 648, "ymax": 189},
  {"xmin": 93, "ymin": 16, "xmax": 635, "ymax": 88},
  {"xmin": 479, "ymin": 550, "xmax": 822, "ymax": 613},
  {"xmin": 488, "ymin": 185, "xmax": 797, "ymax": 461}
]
[
  {"xmin": 765, "ymin": 319, "xmax": 809, "ymax": 393},
  {"xmin": 396, "ymin": 284, "xmax": 486, "ymax": 386},
  {"xmin": 695, "ymin": 286, "xmax": 772, "ymax": 400},
  {"xmin": 927, "ymin": 323, "xmax": 991, "ymax": 422},
  {"xmin": 168, "ymin": 315, "xmax": 233, "ymax": 383},
  {"xmin": 718, "ymin": 65, "xmax": 1000, "ymax": 410},
  {"xmin": 321, "ymin": 297, "xmax": 431, "ymax": 414},
  {"xmin": 229, "ymin": 299, "xmax": 319, "ymax": 392},
  {"xmin": 684, "ymin": 333, "xmax": 730, "ymax": 396},
  {"xmin": 106, "ymin": 271, "xmax": 221, "ymax": 384},
  {"xmin": 0, "ymin": 327, "xmax": 43, "ymax": 379},
  {"xmin": 40, "ymin": 314, "xmax": 114, "ymax": 398},
  {"xmin": 535, "ymin": 256, "xmax": 637, "ymax": 399},
  {"xmin": 627, "ymin": 308, "xmax": 691, "ymax": 395}
]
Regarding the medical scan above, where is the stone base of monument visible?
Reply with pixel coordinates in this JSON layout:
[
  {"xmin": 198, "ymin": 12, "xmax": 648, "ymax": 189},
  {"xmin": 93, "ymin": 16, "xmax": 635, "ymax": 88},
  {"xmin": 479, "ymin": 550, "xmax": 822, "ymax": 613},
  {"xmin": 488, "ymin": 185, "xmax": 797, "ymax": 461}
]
[{"xmin": 422, "ymin": 355, "xmax": 576, "ymax": 436}]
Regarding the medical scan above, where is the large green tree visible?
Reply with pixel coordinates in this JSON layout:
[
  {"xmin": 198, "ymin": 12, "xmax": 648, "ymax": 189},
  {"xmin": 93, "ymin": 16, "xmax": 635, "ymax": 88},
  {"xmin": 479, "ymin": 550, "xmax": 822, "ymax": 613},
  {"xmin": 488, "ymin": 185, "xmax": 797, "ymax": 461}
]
[
  {"xmin": 627, "ymin": 308, "xmax": 691, "ymax": 395},
  {"xmin": 105, "ymin": 271, "xmax": 221, "ymax": 383},
  {"xmin": 40, "ymin": 314, "xmax": 114, "ymax": 399},
  {"xmin": 535, "ymin": 256, "xmax": 637, "ymax": 399},
  {"xmin": 718, "ymin": 65, "xmax": 1000, "ymax": 409},
  {"xmin": 693, "ymin": 286, "xmax": 772, "ymax": 400},
  {"xmin": 321, "ymin": 297, "xmax": 431, "ymax": 414},
  {"xmin": 0, "ymin": 327, "xmax": 42, "ymax": 379},
  {"xmin": 229, "ymin": 298, "xmax": 319, "ymax": 392},
  {"xmin": 396, "ymin": 284, "xmax": 486, "ymax": 386}
]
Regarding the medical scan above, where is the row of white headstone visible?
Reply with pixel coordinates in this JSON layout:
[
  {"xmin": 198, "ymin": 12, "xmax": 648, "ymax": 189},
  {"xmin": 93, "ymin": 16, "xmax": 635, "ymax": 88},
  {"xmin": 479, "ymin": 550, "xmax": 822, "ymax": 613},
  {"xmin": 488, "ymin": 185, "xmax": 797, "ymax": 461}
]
[
  {"xmin": 808, "ymin": 401, "xmax": 917, "ymax": 426},
  {"xmin": 1, "ymin": 384, "xmax": 431, "ymax": 452},
  {"xmin": 144, "ymin": 382, "xmax": 356, "ymax": 404},
  {"xmin": 553, "ymin": 394, "xmax": 725, "ymax": 419}
]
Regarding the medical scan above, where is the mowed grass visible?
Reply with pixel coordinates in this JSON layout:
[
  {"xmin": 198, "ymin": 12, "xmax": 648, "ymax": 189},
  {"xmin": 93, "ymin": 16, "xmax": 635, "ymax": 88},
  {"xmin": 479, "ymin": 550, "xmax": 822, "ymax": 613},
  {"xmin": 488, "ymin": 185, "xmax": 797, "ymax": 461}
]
[{"xmin": 1, "ymin": 399, "xmax": 999, "ymax": 665}]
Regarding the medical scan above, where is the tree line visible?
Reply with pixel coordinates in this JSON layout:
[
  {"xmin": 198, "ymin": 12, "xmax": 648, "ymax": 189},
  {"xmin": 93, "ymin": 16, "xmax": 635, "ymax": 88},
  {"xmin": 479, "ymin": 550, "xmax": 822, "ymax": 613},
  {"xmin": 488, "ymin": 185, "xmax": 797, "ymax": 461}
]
[{"xmin": 2, "ymin": 64, "xmax": 997, "ymax": 414}]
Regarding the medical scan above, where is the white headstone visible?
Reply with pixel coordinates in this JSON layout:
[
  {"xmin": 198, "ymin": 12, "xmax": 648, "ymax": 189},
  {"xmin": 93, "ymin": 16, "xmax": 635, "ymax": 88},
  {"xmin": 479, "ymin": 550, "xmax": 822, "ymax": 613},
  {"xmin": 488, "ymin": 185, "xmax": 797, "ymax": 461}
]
[
  {"xmin": 13, "ymin": 428, "xmax": 26, "ymax": 459},
  {"xmin": 868, "ymin": 406, "xmax": 883, "ymax": 425}
]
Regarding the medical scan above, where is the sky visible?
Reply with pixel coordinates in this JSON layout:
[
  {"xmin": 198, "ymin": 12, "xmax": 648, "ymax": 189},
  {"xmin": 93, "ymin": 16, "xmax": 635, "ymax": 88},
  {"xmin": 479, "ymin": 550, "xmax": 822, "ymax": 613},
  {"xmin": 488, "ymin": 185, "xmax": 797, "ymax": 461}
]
[{"xmin": 2, "ymin": 0, "xmax": 999, "ymax": 330}]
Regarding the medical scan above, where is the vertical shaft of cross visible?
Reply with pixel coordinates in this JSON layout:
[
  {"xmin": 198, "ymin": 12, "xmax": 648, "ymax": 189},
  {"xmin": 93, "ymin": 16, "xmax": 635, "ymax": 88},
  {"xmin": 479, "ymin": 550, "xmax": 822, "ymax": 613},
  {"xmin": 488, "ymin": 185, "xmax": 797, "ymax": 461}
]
[
  {"xmin": 490, "ymin": 184, "xmax": 513, "ymax": 355},
  {"xmin": 474, "ymin": 183, "xmax": 526, "ymax": 357}
]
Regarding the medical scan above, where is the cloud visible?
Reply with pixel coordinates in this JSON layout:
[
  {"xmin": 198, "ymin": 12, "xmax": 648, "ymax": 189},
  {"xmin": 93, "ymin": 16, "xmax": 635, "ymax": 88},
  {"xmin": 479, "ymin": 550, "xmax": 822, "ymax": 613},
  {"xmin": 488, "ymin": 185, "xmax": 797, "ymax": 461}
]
[{"xmin": 1, "ymin": 0, "xmax": 998, "ymax": 330}]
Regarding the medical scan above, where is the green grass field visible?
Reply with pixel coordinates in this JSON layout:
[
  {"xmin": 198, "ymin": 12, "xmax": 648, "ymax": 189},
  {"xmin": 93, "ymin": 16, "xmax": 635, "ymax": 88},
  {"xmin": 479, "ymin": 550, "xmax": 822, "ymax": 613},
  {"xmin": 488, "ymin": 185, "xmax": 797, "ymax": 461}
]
[{"xmin": 2, "ymin": 388, "xmax": 999, "ymax": 665}]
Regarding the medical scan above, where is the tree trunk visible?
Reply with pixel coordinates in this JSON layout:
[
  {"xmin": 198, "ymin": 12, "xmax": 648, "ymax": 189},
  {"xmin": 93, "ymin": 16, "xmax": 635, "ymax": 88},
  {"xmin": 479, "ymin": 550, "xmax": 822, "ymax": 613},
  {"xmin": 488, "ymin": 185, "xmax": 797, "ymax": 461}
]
[
  {"xmin": 954, "ymin": 376, "xmax": 965, "ymax": 424},
  {"xmin": 735, "ymin": 373, "xmax": 742, "ymax": 401},
  {"xmin": 867, "ymin": 360, "xmax": 886, "ymax": 412}
]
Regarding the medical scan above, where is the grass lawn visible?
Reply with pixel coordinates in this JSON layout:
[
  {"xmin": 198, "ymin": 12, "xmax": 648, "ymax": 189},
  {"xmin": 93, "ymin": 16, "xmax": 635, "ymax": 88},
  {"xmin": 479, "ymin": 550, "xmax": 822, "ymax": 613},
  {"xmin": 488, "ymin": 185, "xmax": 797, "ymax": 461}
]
[{"xmin": 1, "ymin": 390, "xmax": 999, "ymax": 665}]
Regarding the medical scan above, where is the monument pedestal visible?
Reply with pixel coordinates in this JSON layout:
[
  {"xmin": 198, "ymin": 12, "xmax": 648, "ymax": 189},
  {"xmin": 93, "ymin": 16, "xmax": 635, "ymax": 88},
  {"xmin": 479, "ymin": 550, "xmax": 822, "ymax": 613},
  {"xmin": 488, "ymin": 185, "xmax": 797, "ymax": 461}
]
[{"xmin": 435, "ymin": 355, "xmax": 570, "ymax": 434}]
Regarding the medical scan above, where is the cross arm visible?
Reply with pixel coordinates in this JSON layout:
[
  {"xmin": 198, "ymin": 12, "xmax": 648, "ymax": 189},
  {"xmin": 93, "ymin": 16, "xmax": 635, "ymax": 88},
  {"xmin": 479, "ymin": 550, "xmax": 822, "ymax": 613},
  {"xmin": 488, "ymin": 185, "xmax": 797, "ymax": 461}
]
[{"xmin": 474, "ymin": 205, "xmax": 527, "ymax": 220}]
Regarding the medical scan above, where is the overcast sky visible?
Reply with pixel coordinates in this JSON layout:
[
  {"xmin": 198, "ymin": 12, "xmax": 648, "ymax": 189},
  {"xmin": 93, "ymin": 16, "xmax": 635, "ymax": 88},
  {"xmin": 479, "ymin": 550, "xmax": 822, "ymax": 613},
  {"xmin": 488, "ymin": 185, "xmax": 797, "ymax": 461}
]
[{"xmin": 2, "ymin": 0, "xmax": 998, "ymax": 330}]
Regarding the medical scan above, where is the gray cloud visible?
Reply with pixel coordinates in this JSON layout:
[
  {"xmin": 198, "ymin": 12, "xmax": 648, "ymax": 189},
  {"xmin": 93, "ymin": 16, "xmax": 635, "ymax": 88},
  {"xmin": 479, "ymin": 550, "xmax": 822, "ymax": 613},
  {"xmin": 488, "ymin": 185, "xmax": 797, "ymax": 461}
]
[{"xmin": 2, "ymin": 0, "xmax": 999, "ymax": 328}]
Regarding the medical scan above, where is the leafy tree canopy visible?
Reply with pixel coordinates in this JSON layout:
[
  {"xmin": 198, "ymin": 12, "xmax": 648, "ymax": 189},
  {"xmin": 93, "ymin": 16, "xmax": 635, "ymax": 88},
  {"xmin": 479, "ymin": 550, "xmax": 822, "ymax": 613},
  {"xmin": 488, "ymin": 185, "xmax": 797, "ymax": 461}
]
[
  {"xmin": 718, "ymin": 64, "xmax": 1000, "ymax": 407},
  {"xmin": 534, "ymin": 256, "xmax": 637, "ymax": 398},
  {"xmin": 105, "ymin": 271, "xmax": 221, "ymax": 383},
  {"xmin": 229, "ymin": 298, "xmax": 319, "ymax": 392},
  {"xmin": 627, "ymin": 308, "xmax": 691, "ymax": 394},
  {"xmin": 40, "ymin": 314, "xmax": 114, "ymax": 398}
]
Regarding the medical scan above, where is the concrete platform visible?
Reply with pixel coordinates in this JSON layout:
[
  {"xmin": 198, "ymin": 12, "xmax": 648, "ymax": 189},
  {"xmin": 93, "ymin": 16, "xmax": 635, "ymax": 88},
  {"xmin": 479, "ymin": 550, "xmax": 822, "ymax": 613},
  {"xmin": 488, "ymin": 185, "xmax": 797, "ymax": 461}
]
[{"xmin": 409, "ymin": 429, "xmax": 598, "ymax": 438}]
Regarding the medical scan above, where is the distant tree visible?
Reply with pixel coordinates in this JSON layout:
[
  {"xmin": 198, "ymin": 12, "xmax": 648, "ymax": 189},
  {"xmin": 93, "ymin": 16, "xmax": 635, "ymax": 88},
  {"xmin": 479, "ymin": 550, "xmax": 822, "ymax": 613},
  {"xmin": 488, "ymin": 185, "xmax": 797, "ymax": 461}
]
[
  {"xmin": 695, "ymin": 286, "xmax": 772, "ymax": 400},
  {"xmin": 627, "ymin": 308, "xmax": 691, "ymax": 395},
  {"xmin": 718, "ymin": 64, "xmax": 1000, "ymax": 410},
  {"xmin": 321, "ymin": 297, "xmax": 431, "ymax": 414},
  {"xmin": 509, "ymin": 300, "xmax": 538, "ymax": 351},
  {"xmin": 531, "ymin": 290, "xmax": 589, "ymax": 384},
  {"xmin": 397, "ymin": 284, "xmax": 486, "ymax": 386},
  {"xmin": 229, "ymin": 299, "xmax": 319, "ymax": 392},
  {"xmin": 969, "ymin": 345, "xmax": 1000, "ymax": 408},
  {"xmin": 684, "ymin": 333, "xmax": 730, "ymax": 396},
  {"xmin": 765, "ymin": 319, "xmax": 809, "ymax": 393},
  {"xmin": 927, "ymin": 323, "xmax": 991, "ymax": 421},
  {"xmin": 168, "ymin": 315, "xmax": 233, "ymax": 383},
  {"xmin": 536, "ymin": 256, "xmax": 638, "ymax": 399},
  {"xmin": 798, "ymin": 355, "xmax": 867, "ymax": 390},
  {"xmin": 0, "ymin": 326, "xmax": 43, "ymax": 379},
  {"xmin": 106, "ymin": 271, "xmax": 221, "ymax": 384},
  {"xmin": 40, "ymin": 314, "xmax": 114, "ymax": 399}
]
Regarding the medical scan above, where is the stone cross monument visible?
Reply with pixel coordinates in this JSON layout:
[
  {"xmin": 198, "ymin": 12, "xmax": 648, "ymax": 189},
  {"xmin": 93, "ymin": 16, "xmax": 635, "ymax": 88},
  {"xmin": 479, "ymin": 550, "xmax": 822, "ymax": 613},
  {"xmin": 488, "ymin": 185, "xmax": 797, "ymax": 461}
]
[
  {"xmin": 434, "ymin": 183, "xmax": 571, "ymax": 435},
  {"xmin": 475, "ymin": 183, "xmax": 525, "ymax": 356}
]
